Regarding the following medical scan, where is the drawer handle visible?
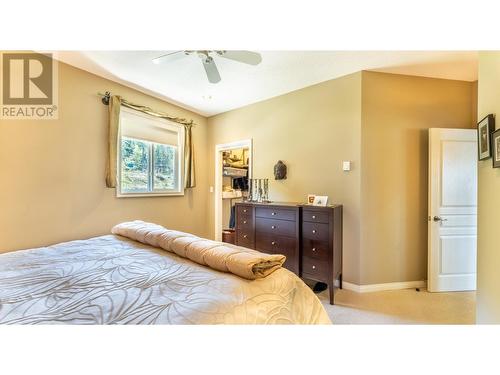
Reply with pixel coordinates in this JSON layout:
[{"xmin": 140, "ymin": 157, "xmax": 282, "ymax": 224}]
[
  {"xmin": 312, "ymin": 229, "xmax": 317, "ymax": 234},
  {"xmin": 312, "ymin": 215, "xmax": 316, "ymax": 219},
  {"xmin": 271, "ymin": 212, "xmax": 276, "ymax": 216},
  {"xmin": 312, "ymin": 247, "xmax": 316, "ymax": 252},
  {"xmin": 312, "ymin": 265, "xmax": 316, "ymax": 270},
  {"xmin": 271, "ymin": 241, "xmax": 277, "ymax": 246},
  {"xmin": 243, "ymin": 220, "xmax": 247, "ymax": 224},
  {"xmin": 243, "ymin": 234, "xmax": 247, "ymax": 239},
  {"xmin": 271, "ymin": 225, "xmax": 276, "ymax": 229}
]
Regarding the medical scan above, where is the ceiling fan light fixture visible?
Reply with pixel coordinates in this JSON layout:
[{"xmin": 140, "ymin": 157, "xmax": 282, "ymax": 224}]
[{"xmin": 151, "ymin": 50, "xmax": 262, "ymax": 84}]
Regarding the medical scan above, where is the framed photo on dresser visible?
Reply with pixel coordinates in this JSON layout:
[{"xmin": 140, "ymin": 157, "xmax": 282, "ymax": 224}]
[{"xmin": 312, "ymin": 195, "xmax": 328, "ymax": 206}]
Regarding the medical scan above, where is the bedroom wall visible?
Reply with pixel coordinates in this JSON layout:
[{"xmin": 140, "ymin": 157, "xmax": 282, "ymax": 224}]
[
  {"xmin": 476, "ymin": 52, "xmax": 500, "ymax": 323},
  {"xmin": 360, "ymin": 71, "xmax": 476, "ymax": 285},
  {"xmin": 208, "ymin": 72, "xmax": 363, "ymax": 284},
  {"xmin": 0, "ymin": 61, "xmax": 210, "ymax": 253}
]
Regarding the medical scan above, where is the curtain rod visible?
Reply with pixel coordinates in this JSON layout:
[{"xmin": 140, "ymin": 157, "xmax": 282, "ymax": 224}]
[{"xmin": 97, "ymin": 91, "xmax": 195, "ymax": 126}]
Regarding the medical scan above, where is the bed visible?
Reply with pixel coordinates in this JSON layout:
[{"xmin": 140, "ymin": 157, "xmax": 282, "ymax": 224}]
[{"xmin": 0, "ymin": 221, "xmax": 330, "ymax": 324}]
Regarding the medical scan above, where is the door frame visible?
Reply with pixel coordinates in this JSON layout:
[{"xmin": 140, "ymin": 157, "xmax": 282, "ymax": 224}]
[{"xmin": 214, "ymin": 139, "xmax": 253, "ymax": 241}]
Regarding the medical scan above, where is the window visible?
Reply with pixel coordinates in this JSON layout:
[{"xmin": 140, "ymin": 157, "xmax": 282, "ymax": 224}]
[{"xmin": 118, "ymin": 108, "xmax": 184, "ymax": 196}]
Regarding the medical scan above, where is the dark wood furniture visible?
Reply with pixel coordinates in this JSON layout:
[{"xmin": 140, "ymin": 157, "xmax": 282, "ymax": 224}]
[
  {"xmin": 299, "ymin": 204, "xmax": 343, "ymax": 305},
  {"xmin": 234, "ymin": 202, "xmax": 343, "ymax": 304},
  {"xmin": 235, "ymin": 202, "xmax": 300, "ymax": 274},
  {"xmin": 222, "ymin": 229, "xmax": 236, "ymax": 244}
]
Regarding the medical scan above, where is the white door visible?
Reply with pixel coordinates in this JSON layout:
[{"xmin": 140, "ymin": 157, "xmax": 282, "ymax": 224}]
[{"xmin": 428, "ymin": 128, "xmax": 477, "ymax": 292}]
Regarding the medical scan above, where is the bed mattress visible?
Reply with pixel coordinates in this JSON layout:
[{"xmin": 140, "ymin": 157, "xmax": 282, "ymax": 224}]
[{"xmin": 0, "ymin": 234, "xmax": 330, "ymax": 324}]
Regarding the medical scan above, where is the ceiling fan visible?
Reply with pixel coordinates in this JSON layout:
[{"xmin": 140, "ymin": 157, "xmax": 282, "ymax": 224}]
[{"xmin": 152, "ymin": 50, "xmax": 262, "ymax": 84}]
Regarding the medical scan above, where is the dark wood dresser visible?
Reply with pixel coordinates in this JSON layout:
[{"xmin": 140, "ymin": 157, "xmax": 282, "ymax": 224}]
[
  {"xmin": 299, "ymin": 205, "xmax": 343, "ymax": 305},
  {"xmin": 235, "ymin": 202, "xmax": 342, "ymax": 304},
  {"xmin": 235, "ymin": 202, "xmax": 300, "ymax": 274}
]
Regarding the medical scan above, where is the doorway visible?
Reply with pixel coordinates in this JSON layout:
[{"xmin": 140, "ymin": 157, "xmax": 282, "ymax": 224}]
[{"xmin": 214, "ymin": 139, "xmax": 253, "ymax": 242}]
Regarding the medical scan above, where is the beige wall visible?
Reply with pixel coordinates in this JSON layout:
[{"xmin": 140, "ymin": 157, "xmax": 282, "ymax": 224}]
[
  {"xmin": 477, "ymin": 52, "xmax": 500, "ymax": 323},
  {"xmin": 360, "ymin": 71, "xmax": 476, "ymax": 285},
  {"xmin": 0, "ymin": 61, "xmax": 210, "ymax": 253},
  {"xmin": 208, "ymin": 73, "xmax": 363, "ymax": 284}
]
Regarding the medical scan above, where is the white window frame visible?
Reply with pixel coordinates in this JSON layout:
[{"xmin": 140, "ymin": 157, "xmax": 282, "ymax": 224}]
[{"xmin": 117, "ymin": 107, "xmax": 185, "ymax": 197}]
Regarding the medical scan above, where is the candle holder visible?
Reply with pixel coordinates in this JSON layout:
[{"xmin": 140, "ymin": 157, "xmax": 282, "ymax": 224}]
[{"xmin": 247, "ymin": 178, "xmax": 270, "ymax": 203}]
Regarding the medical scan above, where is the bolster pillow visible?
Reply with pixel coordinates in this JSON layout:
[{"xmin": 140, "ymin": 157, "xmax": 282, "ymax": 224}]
[{"xmin": 111, "ymin": 220, "xmax": 286, "ymax": 280}]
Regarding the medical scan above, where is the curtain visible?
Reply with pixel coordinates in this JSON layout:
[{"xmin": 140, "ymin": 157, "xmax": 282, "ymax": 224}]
[
  {"xmin": 105, "ymin": 95, "xmax": 122, "ymax": 188},
  {"xmin": 184, "ymin": 123, "xmax": 196, "ymax": 188},
  {"xmin": 104, "ymin": 94, "xmax": 196, "ymax": 189}
]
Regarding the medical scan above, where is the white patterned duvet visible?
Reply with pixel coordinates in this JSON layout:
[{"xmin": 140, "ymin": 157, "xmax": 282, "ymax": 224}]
[{"xmin": 0, "ymin": 235, "xmax": 330, "ymax": 324}]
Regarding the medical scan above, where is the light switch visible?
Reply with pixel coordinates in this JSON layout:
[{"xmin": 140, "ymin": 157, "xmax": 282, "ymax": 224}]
[
  {"xmin": 342, "ymin": 161, "xmax": 351, "ymax": 171},
  {"xmin": 209, "ymin": 186, "xmax": 214, "ymax": 193}
]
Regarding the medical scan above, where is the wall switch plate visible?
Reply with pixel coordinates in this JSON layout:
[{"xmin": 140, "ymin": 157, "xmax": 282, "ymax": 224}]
[
  {"xmin": 343, "ymin": 161, "xmax": 351, "ymax": 171},
  {"xmin": 209, "ymin": 186, "xmax": 214, "ymax": 193}
]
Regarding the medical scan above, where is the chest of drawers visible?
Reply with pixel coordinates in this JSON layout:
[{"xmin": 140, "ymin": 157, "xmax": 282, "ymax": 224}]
[
  {"xmin": 300, "ymin": 205, "xmax": 343, "ymax": 305},
  {"xmin": 234, "ymin": 202, "xmax": 342, "ymax": 304}
]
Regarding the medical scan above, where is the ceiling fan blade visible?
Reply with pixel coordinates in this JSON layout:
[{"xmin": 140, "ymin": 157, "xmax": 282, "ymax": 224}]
[
  {"xmin": 218, "ymin": 51, "xmax": 262, "ymax": 65},
  {"xmin": 202, "ymin": 56, "xmax": 221, "ymax": 83},
  {"xmin": 152, "ymin": 51, "xmax": 187, "ymax": 64}
]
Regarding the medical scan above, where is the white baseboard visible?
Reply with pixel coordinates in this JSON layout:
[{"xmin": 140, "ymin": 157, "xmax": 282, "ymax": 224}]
[{"xmin": 341, "ymin": 280, "xmax": 427, "ymax": 293}]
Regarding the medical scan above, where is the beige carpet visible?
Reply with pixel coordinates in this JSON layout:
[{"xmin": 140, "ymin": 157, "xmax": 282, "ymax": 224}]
[{"xmin": 315, "ymin": 287, "xmax": 475, "ymax": 324}]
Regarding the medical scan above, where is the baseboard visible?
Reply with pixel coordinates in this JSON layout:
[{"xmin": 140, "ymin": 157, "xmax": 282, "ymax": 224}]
[{"xmin": 341, "ymin": 280, "xmax": 427, "ymax": 293}]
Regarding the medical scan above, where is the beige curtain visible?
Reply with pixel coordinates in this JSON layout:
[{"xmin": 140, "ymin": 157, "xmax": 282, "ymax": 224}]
[
  {"xmin": 105, "ymin": 95, "xmax": 121, "ymax": 188},
  {"xmin": 104, "ymin": 94, "xmax": 196, "ymax": 189},
  {"xmin": 184, "ymin": 123, "xmax": 195, "ymax": 188}
]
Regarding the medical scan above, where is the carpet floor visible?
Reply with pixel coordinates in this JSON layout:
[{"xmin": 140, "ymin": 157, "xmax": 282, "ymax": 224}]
[{"xmin": 315, "ymin": 287, "xmax": 476, "ymax": 324}]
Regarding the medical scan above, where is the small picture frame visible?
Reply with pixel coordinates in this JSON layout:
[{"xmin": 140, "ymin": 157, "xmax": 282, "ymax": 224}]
[
  {"xmin": 312, "ymin": 195, "xmax": 328, "ymax": 207},
  {"xmin": 492, "ymin": 128, "xmax": 500, "ymax": 168},
  {"xmin": 478, "ymin": 114, "xmax": 495, "ymax": 160},
  {"xmin": 307, "ymin": 194, "xmax": 316, "ymax": 205}
]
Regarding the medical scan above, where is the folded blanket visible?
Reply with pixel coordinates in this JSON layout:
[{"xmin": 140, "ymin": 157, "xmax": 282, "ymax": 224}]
[{"xmin": 111, "ymin": 221, "xmax": 286, "ymax": 280}]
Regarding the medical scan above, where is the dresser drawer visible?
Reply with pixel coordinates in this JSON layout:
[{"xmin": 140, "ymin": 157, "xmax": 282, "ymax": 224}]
[
  {"xmin": 302, "ymin": 221, "xmax": 330, "ymax": 241},
  {"xmin": 236, "ymin": 204, "xmax": 253, "ymax": 217},
  {"xmin": 237, "ymin": 215, "xmax": 253, "ymax": 228},
  {"xmin": 255, "ymin": 207, "xmax": 296, "ymax": 221},
  {"xmin": 256, "ymin": 233, "xmax": 297, "ymax": 255},
  {"xmin": 236, "ymin": 230, "xmax": 254, "ymax": 249},
  {"xmin": 302, "ymin": 209, "xmax": 330, "ymax": 224},
  {"xmin": 302, "ymin": 238, "xmax": 329, "ymax": 261},
  {"xmin": 256, "ymin": 217, "xmax": 296, "ymax": 237},
  {"xmin": 302, "ymin": 256, "xmax": 328, "ymax": 281},
  {"xmin": 255, "ymin": 233, "xmax": 298, "ymax": 273}
]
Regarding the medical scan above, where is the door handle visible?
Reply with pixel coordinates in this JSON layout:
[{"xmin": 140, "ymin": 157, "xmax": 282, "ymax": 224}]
[{"xmin": 433, "ymin": 216, "xmax": 448, "ymax": 222}]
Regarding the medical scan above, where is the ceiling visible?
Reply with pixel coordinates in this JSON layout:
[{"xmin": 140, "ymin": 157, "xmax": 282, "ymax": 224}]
[{"xmin": 54, "ymin": 51, "xmax": 478, "ymax": 117}]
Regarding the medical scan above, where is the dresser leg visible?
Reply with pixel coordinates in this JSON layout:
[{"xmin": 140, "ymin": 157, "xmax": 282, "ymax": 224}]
[
  {"xmin": 339, "ymin": 273, "xmax": 343, "ymax": 289},
  {"xmin": 329, "ymin": 281, "xmax": 335, "ymax": 305}
]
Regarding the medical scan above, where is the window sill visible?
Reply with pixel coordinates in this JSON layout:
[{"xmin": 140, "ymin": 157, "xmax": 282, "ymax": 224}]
[{"xmin": 116, "ymin": 191, "xmax": 185, "ymax": 198}]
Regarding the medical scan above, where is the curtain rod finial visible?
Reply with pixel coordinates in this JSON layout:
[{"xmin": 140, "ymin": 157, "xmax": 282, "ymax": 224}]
[{"xmin": 102, "ymin": 91, "xmax": 111, "ymax": 105}]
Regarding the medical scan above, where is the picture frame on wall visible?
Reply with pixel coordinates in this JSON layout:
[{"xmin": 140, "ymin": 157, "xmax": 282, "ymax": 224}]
[
  {"xmin": 477, "ymin": 114, "xmax": 495, "ymax": 160},
  {"xmin": 492, "ymin": 128, "xmax": 500, "ymax": 168}
]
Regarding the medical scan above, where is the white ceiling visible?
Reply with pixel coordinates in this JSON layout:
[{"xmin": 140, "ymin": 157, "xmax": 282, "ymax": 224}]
[{"xmin": 54, "ymin": 51, "xmax": 478, "ymax": 117}]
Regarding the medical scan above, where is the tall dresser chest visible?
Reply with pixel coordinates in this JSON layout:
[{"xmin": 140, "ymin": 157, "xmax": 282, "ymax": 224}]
[{"xmin": 299, "ymin": 204, "xmax": 343, "ymax": 305}]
